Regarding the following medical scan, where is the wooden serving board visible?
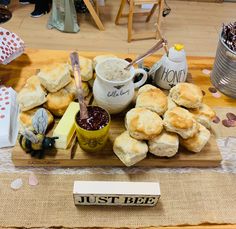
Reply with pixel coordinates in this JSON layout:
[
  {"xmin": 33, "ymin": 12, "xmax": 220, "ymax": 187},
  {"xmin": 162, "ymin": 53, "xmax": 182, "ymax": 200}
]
[
  {"xmin": 12, "ymin": 113, "xmax": 222, "ymax": 167},
  {"xmin": 2, "ymin": 48, "xmax": 235, "ymax": 168}
]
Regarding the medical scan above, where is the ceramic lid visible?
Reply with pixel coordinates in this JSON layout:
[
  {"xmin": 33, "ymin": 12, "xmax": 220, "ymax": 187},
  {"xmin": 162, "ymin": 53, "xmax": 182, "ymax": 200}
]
[{"xmin": 168, "ymin": 44, "xmax": 186, "ymax": 62}]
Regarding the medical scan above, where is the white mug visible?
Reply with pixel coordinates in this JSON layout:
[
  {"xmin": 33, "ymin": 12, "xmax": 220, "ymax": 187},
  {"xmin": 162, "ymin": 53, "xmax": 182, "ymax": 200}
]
[{"xmin": 93, "ymin": 58, "xmax": 147, "ymax": 114}]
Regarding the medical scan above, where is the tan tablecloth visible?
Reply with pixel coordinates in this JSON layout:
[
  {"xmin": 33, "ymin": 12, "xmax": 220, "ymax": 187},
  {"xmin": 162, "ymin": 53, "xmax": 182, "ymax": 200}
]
[{"xmin": 0, "ymin": 172, "xmax": 236, "ymax": 228}]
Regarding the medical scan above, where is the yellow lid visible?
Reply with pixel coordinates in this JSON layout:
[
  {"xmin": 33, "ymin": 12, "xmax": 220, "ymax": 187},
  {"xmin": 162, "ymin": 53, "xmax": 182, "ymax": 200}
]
[{"xmin": 174, "ymin": 44, "xmax": 184, "ymax": 51}]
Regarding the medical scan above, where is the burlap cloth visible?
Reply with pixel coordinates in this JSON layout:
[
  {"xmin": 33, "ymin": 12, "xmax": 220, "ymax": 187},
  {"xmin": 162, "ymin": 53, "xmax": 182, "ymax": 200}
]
[
  {"xmin": 0, "ymin": 108, "xmax": 236, "ymax": 228},
  {"xmin": 0, "ymin": 172, "xmax": 236, "ymax": 228}
]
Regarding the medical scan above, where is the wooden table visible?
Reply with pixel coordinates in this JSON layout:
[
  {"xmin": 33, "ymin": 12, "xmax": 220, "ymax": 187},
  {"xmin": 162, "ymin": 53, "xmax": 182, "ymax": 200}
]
[
  {"xmin": 0, "ymin": 48, "xmax": 235, "ymax": 107},
  {"xmin": 0, "ymin": 49, "xmax": 236, "ymax": 229}
]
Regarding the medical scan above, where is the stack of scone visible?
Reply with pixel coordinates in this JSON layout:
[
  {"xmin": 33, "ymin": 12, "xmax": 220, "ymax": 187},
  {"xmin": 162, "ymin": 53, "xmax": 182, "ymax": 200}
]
[
  {"xmin": 113, "ymin": 82, "xmax": 216, "ymax": 167},
  {"xmin": 17, "ymin": 55, "xmax": 117, "ymax": 131},
  {"xmin": 17, "ymin": 57, "xmax": 93, "ymax": 131}
]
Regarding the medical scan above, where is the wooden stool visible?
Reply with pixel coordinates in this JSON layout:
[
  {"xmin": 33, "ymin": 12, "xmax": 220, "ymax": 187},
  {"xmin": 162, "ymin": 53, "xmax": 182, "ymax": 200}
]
[
  {"xmin": 83, "ymin": 0, "xmax": 105, "ymax": 31},
  {"xmin": 115, "ymin": 0, "xmax": 164, "ymax": 42}
]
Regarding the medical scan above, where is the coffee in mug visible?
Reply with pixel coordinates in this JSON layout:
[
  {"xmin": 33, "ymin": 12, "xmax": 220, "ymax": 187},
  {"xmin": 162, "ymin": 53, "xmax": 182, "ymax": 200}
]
[
  {"xmin": 97, "ymin": 59, "xmax": 130, "ymax": 82},
  {"xmin": 93, "ymin": 58, "xmax": 148, "ymax": 114}
]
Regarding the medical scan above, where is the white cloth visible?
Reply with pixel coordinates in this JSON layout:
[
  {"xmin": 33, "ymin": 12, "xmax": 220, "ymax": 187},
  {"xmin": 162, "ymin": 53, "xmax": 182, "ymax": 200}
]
[{"xmin": 0, "ymin": 138, "xmax": 236, "ymax": 175}]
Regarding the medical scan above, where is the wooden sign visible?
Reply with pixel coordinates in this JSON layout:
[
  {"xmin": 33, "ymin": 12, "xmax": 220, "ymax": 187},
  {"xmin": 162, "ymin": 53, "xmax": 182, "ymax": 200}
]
[{"xmin": 73, "ymin": 181, "xmax": 161, "ymax": 206}]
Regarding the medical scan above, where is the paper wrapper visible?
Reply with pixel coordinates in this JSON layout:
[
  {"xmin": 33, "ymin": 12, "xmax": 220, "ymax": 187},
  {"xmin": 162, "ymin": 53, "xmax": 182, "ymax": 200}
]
[
  {"xmin": 0, "ymin": 86, "xmax": 19, "ymax": 148},
  {"xmin": 0, "ymin": 27, "xmax": 24, "ymax": 65}
]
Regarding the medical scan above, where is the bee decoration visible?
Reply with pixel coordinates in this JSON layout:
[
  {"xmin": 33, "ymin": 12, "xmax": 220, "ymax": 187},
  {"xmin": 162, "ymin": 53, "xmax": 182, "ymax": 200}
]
[{"xmin": 18, "ymin": 108, "xmax": 58, "ymax": 158}]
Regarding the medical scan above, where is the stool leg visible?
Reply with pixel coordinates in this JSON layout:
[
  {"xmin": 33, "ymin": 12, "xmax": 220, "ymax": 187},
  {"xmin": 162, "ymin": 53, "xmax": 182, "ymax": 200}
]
[
  {"xmin": 146, "ymin": 4, "xmax": 158, "ymax": 23},
  {"xmin": 157, "ymin": 0, "xmax": 164, "ymax": 29},
  {"xmin": 83, "ymin": 0, "xmax": 105, "ymax": 31},
  {"xmin": 127, "ymin": 0, "xmax": 134, "ymax": 42},
  {"xmin": 155, "ymin": 0, "xmax": 164, "ymax": 39},
  {"xmin": 95, "ymin": 0, "xmax": 99, "ymax": 16},
  {"xmin": 115, "ymin": 0, "xmax": 126, "ymax": 25}
]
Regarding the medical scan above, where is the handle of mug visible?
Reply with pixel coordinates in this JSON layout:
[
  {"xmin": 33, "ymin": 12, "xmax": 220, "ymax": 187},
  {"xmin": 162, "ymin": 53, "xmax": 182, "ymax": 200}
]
[{"xmin": 133, "ymin": 69, "xmax": 148, "ymax": 89}]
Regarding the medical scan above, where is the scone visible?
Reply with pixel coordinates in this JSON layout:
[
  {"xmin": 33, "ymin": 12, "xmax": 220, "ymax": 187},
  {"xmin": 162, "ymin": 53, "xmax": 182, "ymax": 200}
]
[
  {"xmin": 180, "ymin": 124, "xmax": 211, "ymax": 153},
  {"xmin": 169, "ymin": 83, "xmax": 203, "ymax": 108},
  {"xmin": 82, "ymin": 82, "xmax": 90, "ymax": 97},
  {"xmin": 189, "ymin": 103, "xmax": 216, "ymax": 129},
  {"xmin": 69, "ymin": 56, "xmax": 93, "ymax": 81},
  {"xmin": 125, "ymin": 107, "xmax": 163, "ymax": 140},
  {"xmin": 136, "ymin": 87, "xmax": 167, "ymax": 115},
  {"xmin": 137, "ymin": 84, "xmax": 157, "ymax": 96},
  {"xmin": 17, "ymin": 77, "xmax": 47, "ymax": 111},
  {"xmin": 93, "ymin": 54, "xmax": 117, "ymax": 69},
  {"xmin": 44, "ymin": 89, "xmax": 74, "ymax": 117},
  {"xmin": 19, "ymin": 108, "xmax": 54, "ymax": 129},
  {"xmin": 38, "ymin": 63, "xmax": 72, "ymax": 92},
  {"xmin": 26, "ymin": 75, "xmax": 41, "ymax": 86},
  {"xmin": 167, "ymin": 96, "xmax": 177, "ymax": 110},
  {"xmin": 64, "ymin": 78, "xmax": 90, "ymax": 97},
  {"xmin": 113, "ymin": 131, "xmax": 148, "ymax": 167},
  {"xmin": 163, "ymin": 107, "xmax": 199, "ymax": 139},
  {"xmin": 148, "ymin": 130, "xmax": 179, "ymax": 157}
]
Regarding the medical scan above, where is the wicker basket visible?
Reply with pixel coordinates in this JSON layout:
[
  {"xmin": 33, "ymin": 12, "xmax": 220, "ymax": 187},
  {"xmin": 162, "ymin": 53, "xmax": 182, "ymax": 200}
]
[{"xmin": 211, "ymin": 33, "xmax": 236, "ymax": 99}]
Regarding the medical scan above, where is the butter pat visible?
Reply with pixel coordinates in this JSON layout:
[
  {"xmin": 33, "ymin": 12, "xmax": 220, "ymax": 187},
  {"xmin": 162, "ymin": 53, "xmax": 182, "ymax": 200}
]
[
  {"xmin": 53, "ymin": 102, "xmax": 80, "ymax": 149},
  {"xmin": 73, "ymin": 181, "xmax": 161, "ymax": 206}
]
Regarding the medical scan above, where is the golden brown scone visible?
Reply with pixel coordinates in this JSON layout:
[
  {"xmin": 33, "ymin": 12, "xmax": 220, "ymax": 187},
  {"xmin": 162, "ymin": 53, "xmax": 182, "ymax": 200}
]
[
  {"xmin": 169, "ymin": 83, "xmax": 203, "ymax": 108},
  {"xmin": 26, "ymin": 75, "xmax": 41, "ymax": 86},
  {"xmin": 113, "ymin": 131, "xmax": 148, "ymax": 167},
  {"xmin": 19, "ymin": 108, "xmax": 54, "ymax": 129},
  {"xmin": 148, "ymin": 130, "xmax": 179, "ymax": 157},
  {"xmin": 125, "ymin": 107, "xmax": 163, "ymax": 140},
  {"xmin": 88, "ymin": 77, "xmax": 95, "ymax": 88},
  {"xmin": 64, "ymin": 78, "xmax": 90, "ymax": 97},
  {"xmin": 167, "ymin": 96, "xmax": 178, "ymax": 110},
  {"xmin": 69, "ymin": 56, "xmax": 93, "ymax": 81},
  {"xmin": 136, "ymin": 88, "xmax": 167, "ymax": 115},
  {"xmin": 180, "ymin": 123, "xmax": 211, "ymax": 153},
  {"xmin": 44, "ymin": 89, "xmax": 74, "ymax": 117},
  {"xmin": 93, "ymin": 54, "xmax": 117, "ymax": 69},
  {"xmin": 189, "ymin": 103, "xmax": 216, "ymax": 129},
  {"xmin": 82, "ymin": 82, "xmax": 90, "ymax": 97},
  {"xmin": 38, "ymin": 63, "xmax": 72, "ymax": 93},
  {"xmin": 63, "ymin": 78, "xmax": 76, "ymax": 96},
  {"xmin": 137, "ymin": 84, "xmax": 157, "ymax": 96},
  {"xmin": 163, "ymin": 107, "xmax": 199, "ymax": 139},
  {"xmin": 17, "ymin": 77, "xmax": 47, "ymax": 111}
]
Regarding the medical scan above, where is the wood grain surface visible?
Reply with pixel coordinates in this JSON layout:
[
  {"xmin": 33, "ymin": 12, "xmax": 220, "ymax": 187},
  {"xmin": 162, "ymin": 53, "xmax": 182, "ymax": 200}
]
[
  {"xmin": 12, "ymin": 116, "xmax": 221, "ymax": 167},
  {"xmin": 4, "ymin": 0, "xmax": 236, "ymax": 56},
  {"xmin": 1, "ymin": 48, "xmax": 236, "ymax": 106},
  {"xmin": 1, "ymin": 48, "xmax": 227, "ymax": 167},
  {"xmin": 1, "ymin": 48, "xmax": 236, "ymax": 229}
]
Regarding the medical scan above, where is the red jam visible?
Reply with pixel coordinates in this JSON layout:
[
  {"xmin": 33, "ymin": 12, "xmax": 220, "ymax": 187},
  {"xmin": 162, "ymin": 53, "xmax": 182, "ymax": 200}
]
[{"xmin": 76, "ymin": 106, "xmax": 109, "ymax": 131}]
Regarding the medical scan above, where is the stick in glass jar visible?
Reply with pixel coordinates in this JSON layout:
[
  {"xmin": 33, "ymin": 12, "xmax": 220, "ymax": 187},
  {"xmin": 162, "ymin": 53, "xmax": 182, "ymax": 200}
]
[{"xmin": 70, "ymin": 52, "xmax": 88, "ymax": 120}]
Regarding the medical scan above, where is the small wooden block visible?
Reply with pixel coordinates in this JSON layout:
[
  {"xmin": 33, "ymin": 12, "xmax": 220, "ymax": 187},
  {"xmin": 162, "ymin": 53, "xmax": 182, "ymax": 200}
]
[{"xmin": 73, "ymin": 181, "xmax": 161, "ymax": 206}]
